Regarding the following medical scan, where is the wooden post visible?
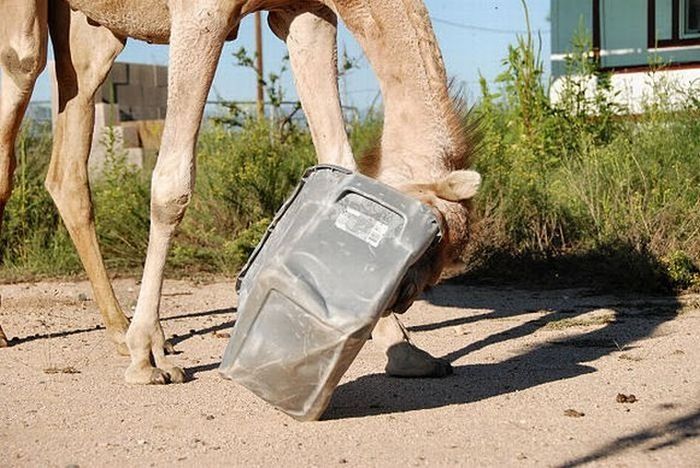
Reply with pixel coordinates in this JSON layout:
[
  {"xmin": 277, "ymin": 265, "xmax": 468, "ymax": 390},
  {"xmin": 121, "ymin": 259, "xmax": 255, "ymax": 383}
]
[{"xmin": 255, "ymin": 12, "xmax": 265, "ymax": 120}]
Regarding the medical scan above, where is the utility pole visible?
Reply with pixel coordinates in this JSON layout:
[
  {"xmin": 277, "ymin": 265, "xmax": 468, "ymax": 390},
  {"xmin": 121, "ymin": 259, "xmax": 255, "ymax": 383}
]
[{"xmin": 255, "ymin": 12, "xmax": 265, "ymax": 120}]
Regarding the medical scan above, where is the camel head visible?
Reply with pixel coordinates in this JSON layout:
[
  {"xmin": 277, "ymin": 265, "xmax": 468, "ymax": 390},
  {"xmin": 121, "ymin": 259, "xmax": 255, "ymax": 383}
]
[
  {"xmin": 387, "ymin": 168, "xmax": 481, "ymax": 314},
  {"xmin": 357, "ymin": 90, "xmax": 482, "ymax": 315}
]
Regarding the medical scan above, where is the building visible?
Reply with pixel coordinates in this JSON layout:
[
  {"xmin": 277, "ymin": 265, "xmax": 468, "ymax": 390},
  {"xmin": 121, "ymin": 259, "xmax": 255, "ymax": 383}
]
[
  {"xmin": 550, "ymin": 0, "xmax": 700, "ymax": 112},
  {"xmin": 50, "ymin": 62, "xmax": 167, "ymax": 175}
]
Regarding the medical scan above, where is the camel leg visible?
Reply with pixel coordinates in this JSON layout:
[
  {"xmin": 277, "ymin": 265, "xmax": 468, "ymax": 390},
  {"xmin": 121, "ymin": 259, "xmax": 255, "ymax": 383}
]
[
  {"xmin": 0, "ymin": 0, "xmax": 46, "ymax": 225},
  {"xmin": 45, "ymin": 5, "xmax": 131, "ymax": 355},
  {"xmin": 268, "ymin": 6, "xmax": 355, "ymax": 169},
  {"xmin": 270, "ymin": 5, "xmax": 450, "ymax": 377},
  {"xmin": 372, "ymin": 313, "xmax": 452, "ymax": 377},
  {"xmin": 124, "ymin": 1, "xmax": 234, "ymax": 385},
  {"xmin": 0, "ymin": 0, "xmax": 48, "ymax": 348}
]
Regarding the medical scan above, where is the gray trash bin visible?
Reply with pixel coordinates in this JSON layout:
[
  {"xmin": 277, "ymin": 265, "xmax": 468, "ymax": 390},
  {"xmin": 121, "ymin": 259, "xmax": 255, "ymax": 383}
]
[{"xmin": 219, "ymin": 165, "xmax": 441, "ymax": 421}]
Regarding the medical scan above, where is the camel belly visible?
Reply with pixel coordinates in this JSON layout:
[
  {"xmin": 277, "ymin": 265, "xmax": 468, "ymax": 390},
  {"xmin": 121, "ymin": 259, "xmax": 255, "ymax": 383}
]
[
  {"xmin": 63, "ymin": 0, "xmax": 310, "ymax": 44},
  {"xmin": 66, "ymin": 0, "xmax": 173, "ymax": 43}
]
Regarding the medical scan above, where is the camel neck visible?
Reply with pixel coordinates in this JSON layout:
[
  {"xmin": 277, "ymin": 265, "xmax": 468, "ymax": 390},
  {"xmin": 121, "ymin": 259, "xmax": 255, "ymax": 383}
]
[{"xmin": 329, "ymin": 0, "xmax": 464, "ymax": 185}]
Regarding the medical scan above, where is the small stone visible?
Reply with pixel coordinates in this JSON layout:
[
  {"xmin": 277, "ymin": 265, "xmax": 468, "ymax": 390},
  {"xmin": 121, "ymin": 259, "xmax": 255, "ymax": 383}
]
[
  {"xmin": 43, "ymin": 366, "xmax": 80, "ymax": 375},
  {"xmin": 564, "ymin": 409, "xmax": 585, "ymax": 418},
  {"xmin": 616, "ymin": 393, "xmax": 638, "ymax": 404},
  {"xmin": 77, "ymin": 293, "xmax": 89, "ymax": 302}
]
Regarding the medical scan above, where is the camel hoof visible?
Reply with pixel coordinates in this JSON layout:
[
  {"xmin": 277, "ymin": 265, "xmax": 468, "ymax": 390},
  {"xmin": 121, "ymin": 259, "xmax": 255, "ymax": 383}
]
[
  {"xmin": 150, "ymin": 368, "xmax": 170, "ymax": 385},
  {"xmin": 125, "ymin": 365, "xmax": 168, "ymax": 385},
  {"xmin": 385, "ymin": 342, "xmax": 453, "ymax": 378},
  {"xmin": 0, "ymin": 337, "xmax": 8, "ymax": 348},
  {"xmin": 125, "ymin": 363, "xmax": 186, "ymax": 385},
  {"xmin": 115, "ymin": 341, "xmax": 130, "ymax": 356},
  {"xmin": 165, "ymin": 366, "xmax": 186, "ymax": 383},
  {"xmin": 108, "ymin": 328, "xmax": 131, "ymax": 356},
  {"xmin": 164, "ymin": 339, "xmax": 176, "ymax": 355}
]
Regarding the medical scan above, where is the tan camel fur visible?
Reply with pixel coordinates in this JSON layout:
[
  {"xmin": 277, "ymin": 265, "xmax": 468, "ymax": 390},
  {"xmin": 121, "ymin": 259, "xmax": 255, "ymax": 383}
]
[
  {"xmin": 0, "ymin": 0, "xmax": 480, "ymax": 383},
  {"xmin": 0, "ymin": 0, "xmax": 48, "ymax": 349}
]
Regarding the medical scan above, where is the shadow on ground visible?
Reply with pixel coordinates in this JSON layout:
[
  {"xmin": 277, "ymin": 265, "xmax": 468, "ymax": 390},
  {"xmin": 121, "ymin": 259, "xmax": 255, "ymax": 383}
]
[
  {"xmin": 168, "ymin": 307, "xmax": 236, "ymax": 347},
  {"xmin": 5, "ymin": 306, "xmax": 236, "ymax": 347},
  {"xmin": 453, "ymin": 242, "xmax": 679, "ymax": 294},
  {"xmin": 326, "ymin": 249, "xmax": 683, "ymax": 421},
  {"xmin": 558, "ymin": 406, "xmax": 700, "ymax": 467}
]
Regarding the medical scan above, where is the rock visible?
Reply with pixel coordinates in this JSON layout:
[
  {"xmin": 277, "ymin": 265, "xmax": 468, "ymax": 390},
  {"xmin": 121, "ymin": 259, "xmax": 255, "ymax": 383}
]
[{"xmin": 616, "ymin": 393, "xmax": 638, "ymax": 404}]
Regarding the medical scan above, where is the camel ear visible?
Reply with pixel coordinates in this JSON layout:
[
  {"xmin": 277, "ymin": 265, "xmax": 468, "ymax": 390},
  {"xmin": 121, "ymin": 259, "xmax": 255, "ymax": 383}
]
[{"xmin": 434, "ymin": 170, "xmax": 481, "ymax": 202}]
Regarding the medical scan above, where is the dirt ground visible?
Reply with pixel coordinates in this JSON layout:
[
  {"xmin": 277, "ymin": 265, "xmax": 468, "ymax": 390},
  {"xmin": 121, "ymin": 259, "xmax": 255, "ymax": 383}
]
[{"xmin": 0, "ymin": 278, "xmax": 698, "ymax": 467}]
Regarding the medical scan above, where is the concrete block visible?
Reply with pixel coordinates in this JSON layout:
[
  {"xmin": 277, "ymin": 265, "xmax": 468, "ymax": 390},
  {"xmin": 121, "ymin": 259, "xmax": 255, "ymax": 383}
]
[
  {"xmin": 155, "ymin": 65, "xmax": 168, "ymax": 87},
  {"xmin": 94, "ymin": 103, "xmax": 120, "ymax": 127},
  {"xmin": 119, "ymin": 107, "xmax": 134, "ymax": 122},
  {"xmin": 115, "ymin": 84, "xmax": 143, "ymax": 109},
  {"xmin": 119, "ymin": 125, "xmax": 141, "ymax": 148},
  {"xmin": 125, "ymin": 148, "xmax": 145, "ymax": 168},
  {"xmin": 135, "ymin": 120, "xmax": 165, "ymax": 150},
  {"xmin": 130, "ymin": 106, "xmax": 144, "ymax": 120},
  {"xmin": 88, "ymin": 126, "xmax": 144, "ymax": 178},
  {"xmin": 132, "ymin": 106, "xmax": 159, "ymax": 121},
  {"xmin": 145, "ymin": 108, "xmax": 160, "ymax": 120},
  {"xmin": 132, "ymin": 63, "xmax": 156, "ymax": 87},
  {"xmin": 95, "ymin": 81, "xmax": 117, "ymax": 104},
  {"xmin": 158, "ymin": 87, "xmax": 169, "ymax": 106},
  {"xmin": 143, "ymin": 88, "xmax": 161, "ymax": 107},
  {"xmin": 111, "ymin": 62, "xmax": 129, "ymax": 84}
]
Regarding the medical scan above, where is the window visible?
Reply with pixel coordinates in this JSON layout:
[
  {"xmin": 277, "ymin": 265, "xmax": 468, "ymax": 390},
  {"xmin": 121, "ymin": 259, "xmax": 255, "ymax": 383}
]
[
  {"xmin": 683, "ymin": 0, "xmax": 700, "ymax": 37},
  {"xmin": 648, "ymin": 0, "xmax": 700, "ymax": 47}
]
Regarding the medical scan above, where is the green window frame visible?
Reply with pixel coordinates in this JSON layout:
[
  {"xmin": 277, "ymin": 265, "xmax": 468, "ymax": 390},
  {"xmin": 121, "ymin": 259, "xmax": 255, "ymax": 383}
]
[
  {"xmin": 649, "ymin": 0, "xmax": 700, "ymax": 46},
  {"xmin": 681, "ymin": 0, "xmax": 700, "ymax": 38}
]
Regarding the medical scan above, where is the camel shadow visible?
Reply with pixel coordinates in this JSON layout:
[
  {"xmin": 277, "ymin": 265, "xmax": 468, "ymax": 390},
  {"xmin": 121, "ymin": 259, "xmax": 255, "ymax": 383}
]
[
  {"xmin": 559, "ymin": 406, "xmax": 700, "ymax": 467},
  {"xmin": 167, "ymin": 307, "xmax": 237, "ymax": 347},
  {"xmin": 5, "ymin": 306, "xmax": 236, "ymax": 347},
  {"xmin": 324, "ymin": 284, "xmax": 681, "ymax": 420}
]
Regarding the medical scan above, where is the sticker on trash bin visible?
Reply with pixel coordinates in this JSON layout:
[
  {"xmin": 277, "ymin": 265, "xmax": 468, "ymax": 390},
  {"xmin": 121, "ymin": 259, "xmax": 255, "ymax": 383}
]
[{"xmin": 335, "ymin": 207, "xmax": 389, "ymax": 247}]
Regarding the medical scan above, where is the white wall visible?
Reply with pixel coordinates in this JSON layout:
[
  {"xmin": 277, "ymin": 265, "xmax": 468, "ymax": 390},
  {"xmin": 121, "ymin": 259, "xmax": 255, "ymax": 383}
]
[{"xmin": 550, "ymin": 67, "xmax": 700, "ymax": 114}]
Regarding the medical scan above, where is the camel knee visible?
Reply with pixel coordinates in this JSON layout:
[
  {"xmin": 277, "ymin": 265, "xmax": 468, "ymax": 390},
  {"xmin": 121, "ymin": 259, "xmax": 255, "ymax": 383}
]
[
  {"xmin": 45, "ymin": 170, "xmax": 92, "ymax": 230},
  {"xmin": 0, "ymin": 40, "xmax": 47, "ymax": 95},
  {"xmin": 0, "ymin": 43, "xmax": 46, "ymax": 207},
  {"xmin": 150, "ymin": 172, "xmax": 193, "ymax": 228}
]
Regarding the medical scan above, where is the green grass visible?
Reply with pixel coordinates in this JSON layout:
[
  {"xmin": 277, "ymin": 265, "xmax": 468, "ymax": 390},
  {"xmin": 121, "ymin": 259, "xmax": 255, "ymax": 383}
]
[
  {"xmin": 544, "ymin": 314, "xmax": 616, "ymax": 330},
  {"xmin": 462, "ymin": 24, "xmax": 700, "ymax": 293}
]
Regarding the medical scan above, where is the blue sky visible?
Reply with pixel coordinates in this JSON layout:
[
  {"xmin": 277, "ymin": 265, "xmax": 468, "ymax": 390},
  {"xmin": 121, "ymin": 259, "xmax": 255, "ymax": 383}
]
[{"xmin": 29, "ymin": 0, "xmax": 551, "ymax": 108}]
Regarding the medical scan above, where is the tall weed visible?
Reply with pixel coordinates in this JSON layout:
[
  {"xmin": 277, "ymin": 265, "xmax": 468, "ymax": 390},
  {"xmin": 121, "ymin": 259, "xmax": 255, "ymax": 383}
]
[{"xmin": 470, "ymin": 4, "xmax": 700, "ymax": 291}]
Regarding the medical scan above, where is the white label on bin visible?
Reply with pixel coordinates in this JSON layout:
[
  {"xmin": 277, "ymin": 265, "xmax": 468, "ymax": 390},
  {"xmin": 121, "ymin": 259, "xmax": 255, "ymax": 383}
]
[{"xmin": 335, "ymin": 207, "xmax": 388, "ymax": 247}]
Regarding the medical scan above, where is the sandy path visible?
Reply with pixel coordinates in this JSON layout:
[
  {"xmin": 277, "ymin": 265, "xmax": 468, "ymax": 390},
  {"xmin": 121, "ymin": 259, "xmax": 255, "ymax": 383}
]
[{"xmin": 0, "ymin": 278, "xmax": 698, "ymax": 467}]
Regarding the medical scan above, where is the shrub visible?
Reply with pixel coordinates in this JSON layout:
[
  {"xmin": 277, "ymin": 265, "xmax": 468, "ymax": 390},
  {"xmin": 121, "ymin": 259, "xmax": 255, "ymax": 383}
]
[{"xmin": 467, "ymin": 3, "xmax": 700, "ymax": 291}]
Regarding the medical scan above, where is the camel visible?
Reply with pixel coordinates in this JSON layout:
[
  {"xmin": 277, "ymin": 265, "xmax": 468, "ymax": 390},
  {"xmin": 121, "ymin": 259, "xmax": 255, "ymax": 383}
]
[{"xmin": 0, "ymin": 0, "xmax": 481, "ymax": 384}]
